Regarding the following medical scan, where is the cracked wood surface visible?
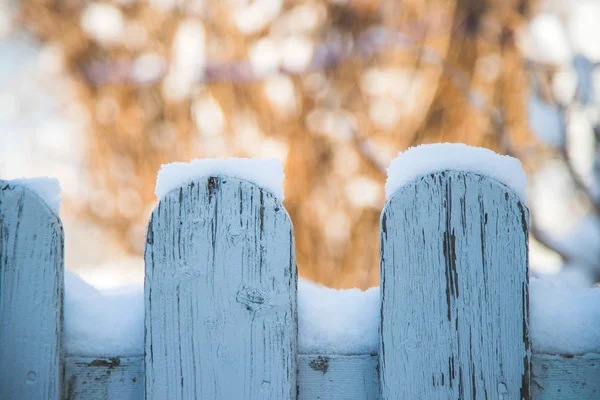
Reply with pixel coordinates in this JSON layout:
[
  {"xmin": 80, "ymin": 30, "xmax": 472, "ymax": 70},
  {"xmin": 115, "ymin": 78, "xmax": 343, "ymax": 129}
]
[
  {"xmin": 144, "ymin": 177, "xmax": 297, "ymax": 399},
  {"xmin": 65, "ymin": 356, "xmax": 143, "ymax": 399},
  {"xmin": 60, "ymin": 353, "xmax": 600, "ymax": 399},
  {"xmin": 380, "ymin": 171, "xmax": 530, "ymax": 399},
  {"xmin": 298, "ymin": 354, "xmax": 379, "ymax": 400},
  {"xmin": 0, "ymin": 182, "xmax": 64, "ymax": 400},
  {"xmin": 531, "ymin": 353, "xmax": 600, "ymax": 399}
]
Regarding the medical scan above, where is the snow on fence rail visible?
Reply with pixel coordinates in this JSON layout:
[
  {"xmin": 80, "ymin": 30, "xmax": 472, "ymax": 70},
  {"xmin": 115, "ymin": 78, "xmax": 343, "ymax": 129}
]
[{"xmin": 1, "ymin": 158, "xmax": 600, "ymax": 399}]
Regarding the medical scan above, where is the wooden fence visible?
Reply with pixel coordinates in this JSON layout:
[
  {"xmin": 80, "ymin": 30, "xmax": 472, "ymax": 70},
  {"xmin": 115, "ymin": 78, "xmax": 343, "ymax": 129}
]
[{"xmin": 1, "ymin": 172, "xmax": 599, "ymax": 399}]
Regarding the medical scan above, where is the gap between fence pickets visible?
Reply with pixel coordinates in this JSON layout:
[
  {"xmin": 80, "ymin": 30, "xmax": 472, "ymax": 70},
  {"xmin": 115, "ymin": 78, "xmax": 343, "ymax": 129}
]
[{"xmin": 63, "ymin": 353, "xmax": 600, "ymax": 399}]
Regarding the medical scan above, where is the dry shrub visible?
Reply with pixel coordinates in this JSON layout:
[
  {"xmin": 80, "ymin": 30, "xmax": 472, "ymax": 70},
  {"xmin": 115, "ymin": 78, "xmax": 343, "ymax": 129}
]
[{"xmin": 21, "ymin": 0, "xmax": 537, "ymax": 288}]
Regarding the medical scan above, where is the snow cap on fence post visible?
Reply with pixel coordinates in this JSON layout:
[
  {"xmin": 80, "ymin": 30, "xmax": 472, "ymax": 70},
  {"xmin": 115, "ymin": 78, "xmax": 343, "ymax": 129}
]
[
  {"xmin": 0, "ymin": 179, "xmax": 64, "ymax": 400},
  {"xmin": 379, "ymin": 144, "xmax": 530, "ymax": 399},
  {"xmin": 145, "ymin": 159, "xmax": 297, "ymax": 400}
]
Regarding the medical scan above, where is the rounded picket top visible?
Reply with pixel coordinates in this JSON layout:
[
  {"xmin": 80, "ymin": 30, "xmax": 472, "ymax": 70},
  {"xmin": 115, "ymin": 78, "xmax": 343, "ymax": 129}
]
[
  {"xmin": 144, "ymin": 176, "xmax": 297, "ymax": 400},
  {"xmin": 0, "ymin": 180, "xmax": 63, "ymax": 220},
  {"xmin": 379, "ymin": 170, "xmax": 530, "ymax": 399},
  {"xmin": 0, "ymin": 181, "xmax": 65, "ymax": 400}
]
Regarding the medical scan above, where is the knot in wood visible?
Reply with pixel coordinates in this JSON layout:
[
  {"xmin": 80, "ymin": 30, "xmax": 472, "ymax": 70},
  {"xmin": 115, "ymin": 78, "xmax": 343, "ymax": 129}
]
[
  {"xmin": 309, "ymin": 356, "xmax": 329, "ymax": 374},
  {"xmin": 236, "ymin": 286, "xmax": 268, "ymax": 312}
]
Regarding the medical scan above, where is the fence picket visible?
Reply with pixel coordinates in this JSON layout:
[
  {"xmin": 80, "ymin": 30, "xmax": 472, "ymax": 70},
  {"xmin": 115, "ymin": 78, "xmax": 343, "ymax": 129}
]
[
  {"xmin": 0, "ymin": 182, "xmax": 64, "ymax": 400},
  {"xmin": 144, "ymin": 177, "xmax": 297, "ymax": 399},
  {"xmin": 379, "ymin": 171, "xmax": 530, "ymax": 399}
]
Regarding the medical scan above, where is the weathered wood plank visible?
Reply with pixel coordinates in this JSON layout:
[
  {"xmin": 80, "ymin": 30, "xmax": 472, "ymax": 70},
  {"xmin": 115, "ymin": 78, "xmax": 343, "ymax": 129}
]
[
  {"xmin": 145, "ymin": 177, "xmax": 297, "ymax": 399},
  {"xmin": 61, "ymin": 352, "xmax": 600, "ymax": 399},
  {"xmin": 532, "ymin": 353, "xmax": 600, "ymax": 399},
  {"xmin": 64, "ymin": 356, "xmax": 143, "ymax": 400},
  {"xmin": 380, "ymin": 171, "xmax": 530, "ymax": 399},
  {"xmin": 0, "ymin": 182, "xmax": 64, "ymax": 400},
  {"xmin": 298, "ymin": 354, "xmax": 378, "ymax": 400}
]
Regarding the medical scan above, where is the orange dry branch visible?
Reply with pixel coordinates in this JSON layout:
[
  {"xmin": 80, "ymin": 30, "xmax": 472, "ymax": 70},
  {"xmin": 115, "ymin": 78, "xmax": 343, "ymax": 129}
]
[{"xmin": 21, "ymin": 0, "xmax": 536, "ymax": 289}]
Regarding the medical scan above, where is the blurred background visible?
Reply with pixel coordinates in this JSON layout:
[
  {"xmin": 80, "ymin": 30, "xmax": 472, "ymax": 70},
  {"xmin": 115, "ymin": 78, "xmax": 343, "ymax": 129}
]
[{"xmin": 0, "ymin": 0, "xmax": 598, "ymax": 289}]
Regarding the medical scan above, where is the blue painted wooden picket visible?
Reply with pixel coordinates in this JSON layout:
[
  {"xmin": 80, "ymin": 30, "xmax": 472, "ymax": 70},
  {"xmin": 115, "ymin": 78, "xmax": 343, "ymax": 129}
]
[
  {"xmin": 380, "ymin": 171, "xmax": 530, "ymax": 399},
  {"xmin": 144, "ymin": 177, "xmax": 297, "ymax": 399},
  {"xmin": 0, "ymin": 181, "xmax": 64, "ymax": 400}
]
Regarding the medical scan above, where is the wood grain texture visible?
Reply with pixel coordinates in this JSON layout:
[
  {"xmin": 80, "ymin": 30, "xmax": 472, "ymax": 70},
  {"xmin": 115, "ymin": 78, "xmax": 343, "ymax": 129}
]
[
  {"xmin": 64, "ymin": 356, "xmax": 143, "ymax": 399},
  {"xmin": 298, "ymin": 354, "xmax": 378, "ymax": 400},
  {"xmin": 380, "ymin": 171, "xmax": 530, "ymax": 399},
  {"xmin": 0, "ymin": 182, "xmax": 64, "ymax": 400},
  {"xmin": 532, "ymin": 353, "xmax": 600, "ymax": 399},
  {"xmin": 144, "ymin": 177, "xmax": 297, "ymax": 399},
  {"xmin": 59, "ymin": 352, "xmax": 600, "ymax": 399}
]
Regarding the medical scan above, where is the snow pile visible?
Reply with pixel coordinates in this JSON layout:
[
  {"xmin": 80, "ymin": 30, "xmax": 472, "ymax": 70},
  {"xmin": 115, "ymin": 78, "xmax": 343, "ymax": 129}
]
[
  {"xmin": 63, "ymin": 271, "xmax": 600, "ymax": 356},
  {"xmin": 64, "ymin": 271, "xmax": 143, "ymax": 356},
  {"xmin": 298, "ymin": 276, "xmax": 600, "ymax": 356},
  {"xmin": 386, "ymin": 144, "xmax": 527, "ymax": 202},
  {"xmin": 4, "ymin": 177, "xmax": 62, "ymax": 214},
  {"xmin": 155, "ymin": 158, "xmax": 285, "ymax": 202},
  {"xmin": 298, "ymin": 279, "xmax": 379, "ymax": 354},
  {"xmin": 530, "ymin": 276, "xmax": 600, "ymax": 355}
]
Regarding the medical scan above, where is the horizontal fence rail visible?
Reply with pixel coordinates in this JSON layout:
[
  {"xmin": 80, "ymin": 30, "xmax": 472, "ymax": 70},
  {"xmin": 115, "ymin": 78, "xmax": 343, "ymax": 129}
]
[
  {"xmin": 62, "ymin": 353, "xmax": 600, "ymax": 399},
  {"xmin": 1, "ymin": 174, "xmax": 599, "ymax": 399}
]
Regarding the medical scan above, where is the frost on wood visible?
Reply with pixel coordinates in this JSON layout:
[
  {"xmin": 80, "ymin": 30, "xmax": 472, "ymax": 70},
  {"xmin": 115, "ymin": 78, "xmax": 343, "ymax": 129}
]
[
  {"xmin": 0, "ymin": 181, "xmax": 64, "ymax": 400},
  {"xmin": 145, "ymin": 176, "xmax": 297, "ymax": 399},
  {"xmin": 380, "ymin": 171, "xmax": 530, "ymax": 399}
]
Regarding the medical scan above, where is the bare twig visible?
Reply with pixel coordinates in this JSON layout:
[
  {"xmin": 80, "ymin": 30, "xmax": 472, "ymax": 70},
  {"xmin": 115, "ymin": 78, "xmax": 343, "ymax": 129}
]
[{"xmin": 351, "ymin": 131, "xmax": 387, "ymax": 175}]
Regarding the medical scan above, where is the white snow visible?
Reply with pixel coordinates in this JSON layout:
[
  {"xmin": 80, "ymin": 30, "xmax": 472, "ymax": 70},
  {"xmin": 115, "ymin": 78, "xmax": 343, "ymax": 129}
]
[
  {"xmin": 530, "ymin": 276, "xmax": 600, "ymax": 355},
  {"xmin": 155, "ymin": 158, "xmax": 285, "ymax": 202},
  {"xmin": 5, "ymin": 177, "xmax": 62, "ymax": 214},
  {"xmin": 298, "ymin": 276, "xmax": 600, "ymax": 356},
  {"xmin": 385, "ymin": 143, "xmax": 527, "ymax": 202},
  {"xmin": 298, "ymin": 278, "xmax": 379, "ymax": 354},
  {"xmin": 64, "ymin": 271, "xmax": 144, "ymax": 356},
  {"xmin": 63, "ymin": 269, "xmax": 600, "ymax": 356}
]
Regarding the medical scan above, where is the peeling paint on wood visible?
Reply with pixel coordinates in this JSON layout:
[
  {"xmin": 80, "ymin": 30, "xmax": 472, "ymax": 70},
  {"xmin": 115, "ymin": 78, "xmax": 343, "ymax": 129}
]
[
  {"xmin": 379, "ymin": 171, "xmax": 530, "ymax": 399},
  {"xmin": 144, "ymin": 177, "xmax": 297, "ymax": 399},
  {"xmin": 59, "ymin": 352, "xmax": 600, "ymax": 399},
  {"xmin": 0, "ymin": 182, "xmax": 64, "ymax": 400},
  {"xmin": 65, "ymin": 356, "xmax": 143, "ymax": 399}
]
